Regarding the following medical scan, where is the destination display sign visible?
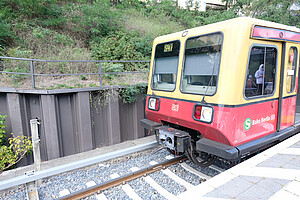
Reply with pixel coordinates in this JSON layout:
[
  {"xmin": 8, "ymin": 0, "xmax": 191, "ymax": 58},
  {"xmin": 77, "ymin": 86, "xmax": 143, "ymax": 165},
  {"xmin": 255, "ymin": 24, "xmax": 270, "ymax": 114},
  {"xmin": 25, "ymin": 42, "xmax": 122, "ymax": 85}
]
[{"xmin": 252, "ymin": 25, "xmax": 300, "ymax": 43}]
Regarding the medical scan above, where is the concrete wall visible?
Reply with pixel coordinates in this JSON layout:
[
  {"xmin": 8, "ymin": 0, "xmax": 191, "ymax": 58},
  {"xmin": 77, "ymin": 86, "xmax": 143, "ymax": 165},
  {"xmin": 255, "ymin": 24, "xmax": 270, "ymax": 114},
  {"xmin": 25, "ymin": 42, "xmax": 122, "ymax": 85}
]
[{"xmin": 0, "ymin": 87, "xmax": 146, "ymax": 166}]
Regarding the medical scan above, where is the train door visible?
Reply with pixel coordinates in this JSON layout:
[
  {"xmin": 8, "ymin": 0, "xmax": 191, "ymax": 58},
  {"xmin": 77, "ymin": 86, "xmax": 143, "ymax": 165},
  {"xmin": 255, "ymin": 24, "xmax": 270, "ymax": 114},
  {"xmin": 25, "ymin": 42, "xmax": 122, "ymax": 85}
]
[
  {"xmin": 243, "ymin": 40, "xmax": 281, "ymax": 141},
  {"xmin": 295, "ymin": 46, "xmax": 300, "ymax": 121},
  {"xmin": 279, "ymin": 43, "xmax": 299, "ymax": 130}
]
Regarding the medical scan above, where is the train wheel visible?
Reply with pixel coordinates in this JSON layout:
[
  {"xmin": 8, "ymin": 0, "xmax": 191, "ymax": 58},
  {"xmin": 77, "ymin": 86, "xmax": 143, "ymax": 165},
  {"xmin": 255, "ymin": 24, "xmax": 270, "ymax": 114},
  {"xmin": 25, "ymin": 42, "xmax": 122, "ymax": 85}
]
[{"xmin": 186, "ymin": 144, "xmax": 216, "ymax": 167}]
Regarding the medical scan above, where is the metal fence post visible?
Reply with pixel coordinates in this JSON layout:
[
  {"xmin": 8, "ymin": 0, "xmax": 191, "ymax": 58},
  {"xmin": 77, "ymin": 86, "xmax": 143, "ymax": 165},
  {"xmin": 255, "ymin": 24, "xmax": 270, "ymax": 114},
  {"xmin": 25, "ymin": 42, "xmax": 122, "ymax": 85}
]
[
  {"xmin": 30, "ymin": 119, "xmax": 42, "ymax": 184},
  {"xmin": 26, "ymin": 119, "xmax": 41, "ymax": 200},
  {"xmin": 98, "ymin": 61, "xmax": 102, "ymax": 86},
  {"xmin": 30, "ymin": 61, "xmax": 35, "ymax": 89}
]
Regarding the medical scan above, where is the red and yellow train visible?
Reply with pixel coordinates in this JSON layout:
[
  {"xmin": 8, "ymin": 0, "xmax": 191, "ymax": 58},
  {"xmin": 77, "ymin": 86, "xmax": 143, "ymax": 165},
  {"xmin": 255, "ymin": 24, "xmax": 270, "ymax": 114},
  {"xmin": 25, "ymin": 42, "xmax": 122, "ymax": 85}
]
[{"xmin": 141, "ymin": 17, "xmax": 300, "ymax": 166}]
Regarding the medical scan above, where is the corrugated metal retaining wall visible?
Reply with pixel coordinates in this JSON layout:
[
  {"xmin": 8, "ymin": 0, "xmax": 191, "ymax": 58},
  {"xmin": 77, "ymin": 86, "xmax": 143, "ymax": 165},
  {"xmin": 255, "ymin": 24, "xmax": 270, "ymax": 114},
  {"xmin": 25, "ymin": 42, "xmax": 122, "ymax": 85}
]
[{"xmin": 0, "ymin": 87, "xmax": 146, "ymax": 167}]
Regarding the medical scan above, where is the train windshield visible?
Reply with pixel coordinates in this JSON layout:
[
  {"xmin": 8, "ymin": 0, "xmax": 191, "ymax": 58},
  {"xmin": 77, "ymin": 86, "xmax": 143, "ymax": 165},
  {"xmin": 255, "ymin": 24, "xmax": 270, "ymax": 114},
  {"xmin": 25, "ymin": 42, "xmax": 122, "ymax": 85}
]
[
  {"xmin": 181, "ymin": 33, "xmax": 222, "ymax": 95},
  {"xmin": 152, "ymin": 41, "xmax": 180, "ymax": 91}
]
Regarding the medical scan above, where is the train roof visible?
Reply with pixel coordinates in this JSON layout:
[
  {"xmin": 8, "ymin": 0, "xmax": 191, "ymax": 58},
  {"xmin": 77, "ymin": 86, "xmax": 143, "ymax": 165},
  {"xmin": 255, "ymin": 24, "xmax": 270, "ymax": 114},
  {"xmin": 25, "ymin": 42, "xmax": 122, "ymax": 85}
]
[{"xmin": 154, "ymin": 17, "xmax": 300, "ymax": 42}]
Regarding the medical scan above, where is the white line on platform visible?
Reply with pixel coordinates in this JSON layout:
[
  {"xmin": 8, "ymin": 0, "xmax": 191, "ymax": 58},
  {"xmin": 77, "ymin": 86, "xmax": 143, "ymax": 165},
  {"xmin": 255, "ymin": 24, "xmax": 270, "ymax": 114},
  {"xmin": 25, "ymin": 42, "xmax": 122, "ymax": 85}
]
[
  {"xmin": 280, "ymin": 148, "xmax": 300, "ymax": 155},
  {"xmin": 110, "ymin": 173, "xmax": 142, "ymax": 200},
  {"xmin": 238, "ymin": 167, "xmax": 300, "ymax": 180},
  {"xmin": 130, "ymin": 167, "xmax": 178, "ymax": 200},
  {"xmin": 59, "ymin": 189, "xmax": 70, "ymax": 197},
  {"xmin": 96, "ymin": 193, "xmax": 108, "ymax": 200},
  {"xmin": 269, "ymin": 180, "xmax": 300, "ymax": 200},
  {"xmin": 180, "ymin": 163, "xmax": 211, "ymax": 180},
  {"xmin": 149, "ymin": 161, "xmax": 194, "ymax": 189},
  {"xmin": 282, "ymin": 180, "xmax": 300, "ymax": 196},
  {"xmin": 178, "ymin": 134, "xmax": 300, "ymax": 199}
]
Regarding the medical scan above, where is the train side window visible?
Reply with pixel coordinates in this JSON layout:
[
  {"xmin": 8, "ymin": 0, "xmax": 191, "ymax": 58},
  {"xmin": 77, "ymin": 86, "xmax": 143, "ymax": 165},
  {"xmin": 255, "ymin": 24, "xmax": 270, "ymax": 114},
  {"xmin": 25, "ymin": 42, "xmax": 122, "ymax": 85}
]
[
  {"xmin": 245, "ymin": 46, "xmax": 277, "ymax": 98},
  {"xmin": 286, "ymin": 47, "xmax": 298, "ymax": 93},
  {"xmin": 152, "ymin": 41, "xmax": 180, "ymax": 91}
]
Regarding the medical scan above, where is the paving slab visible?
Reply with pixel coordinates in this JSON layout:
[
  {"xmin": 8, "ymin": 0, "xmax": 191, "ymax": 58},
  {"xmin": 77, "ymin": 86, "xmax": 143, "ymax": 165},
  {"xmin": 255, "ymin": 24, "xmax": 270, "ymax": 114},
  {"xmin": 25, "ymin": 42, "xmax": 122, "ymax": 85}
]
[{"xmin": 179, "ymin": 133, "xmax": 300, "ymax": 200}]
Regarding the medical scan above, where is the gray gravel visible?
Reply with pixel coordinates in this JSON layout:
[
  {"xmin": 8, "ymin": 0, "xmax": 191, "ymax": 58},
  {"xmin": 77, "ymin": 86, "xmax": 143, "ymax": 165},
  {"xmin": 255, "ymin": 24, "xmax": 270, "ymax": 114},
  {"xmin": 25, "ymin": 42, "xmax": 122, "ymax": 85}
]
[
  {"xmin": 168, "ymin": 163, "xmax": 205, "ymax": 186},
  {"xmin": 149, "ymin": 171, "xmax": 186, "ymax": 195},
  {"xmin": 0, "ymin": 185, "xmax": 27, "ymax": 200},
  {"xmin": 103, "ymin": 185, "xmax": 129, "ymax": 200},
  {"xmin": 2, "ymin": 146, "xmax": 228, "ymax": 200},
  {"xmin": 128, "ymin": 178, "xmax": 167, "ymax": 200}
]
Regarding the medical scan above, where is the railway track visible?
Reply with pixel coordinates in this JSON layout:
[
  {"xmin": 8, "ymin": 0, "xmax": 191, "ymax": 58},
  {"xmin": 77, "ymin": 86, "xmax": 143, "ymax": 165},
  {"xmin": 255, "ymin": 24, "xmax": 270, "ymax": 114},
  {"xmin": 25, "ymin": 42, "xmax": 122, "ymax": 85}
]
[
  {"xmin": 56, "ymin": 154, "xmax": 225, "ymax": 200},
  {"xmin": 1, "ymin": 144, "xmax": 228, "ymax": 200},
  {"xmin": 58, "ymin": 156, "xmax": 187, "ymax": 200}
]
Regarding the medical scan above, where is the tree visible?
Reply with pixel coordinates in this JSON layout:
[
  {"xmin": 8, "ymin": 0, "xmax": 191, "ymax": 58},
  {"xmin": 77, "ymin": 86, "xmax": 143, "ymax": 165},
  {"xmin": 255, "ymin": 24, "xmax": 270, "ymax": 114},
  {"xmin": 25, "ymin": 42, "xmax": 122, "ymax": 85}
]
[{"xmin": 222, "ymin": 0, "xmax": 300, "ymax": 27}]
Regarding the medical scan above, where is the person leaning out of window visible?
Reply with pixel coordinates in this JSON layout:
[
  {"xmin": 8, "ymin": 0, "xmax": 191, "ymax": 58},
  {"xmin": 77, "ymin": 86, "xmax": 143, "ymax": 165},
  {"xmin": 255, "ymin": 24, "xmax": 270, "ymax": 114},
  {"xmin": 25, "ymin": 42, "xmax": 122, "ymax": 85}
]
[{"xmin": 255, "ymin": 64, "xmax": 264, "ymax": 94}]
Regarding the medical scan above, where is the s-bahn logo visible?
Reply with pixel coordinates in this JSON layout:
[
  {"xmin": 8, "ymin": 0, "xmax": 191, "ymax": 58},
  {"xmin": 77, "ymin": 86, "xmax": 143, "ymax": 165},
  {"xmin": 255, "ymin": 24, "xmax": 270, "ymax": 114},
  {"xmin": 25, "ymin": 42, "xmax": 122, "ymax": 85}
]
[{"xmin": 244, "ymin": 118, "xmax": 251, "ymax": 130}]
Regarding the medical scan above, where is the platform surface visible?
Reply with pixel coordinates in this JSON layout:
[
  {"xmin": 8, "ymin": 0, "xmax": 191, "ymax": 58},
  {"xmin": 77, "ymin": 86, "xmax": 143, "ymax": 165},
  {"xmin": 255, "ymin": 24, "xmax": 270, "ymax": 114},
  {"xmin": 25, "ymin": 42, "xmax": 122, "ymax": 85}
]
[{"xmin": 179, "ymin": 133, "xmax": 300, "ymax": 200}]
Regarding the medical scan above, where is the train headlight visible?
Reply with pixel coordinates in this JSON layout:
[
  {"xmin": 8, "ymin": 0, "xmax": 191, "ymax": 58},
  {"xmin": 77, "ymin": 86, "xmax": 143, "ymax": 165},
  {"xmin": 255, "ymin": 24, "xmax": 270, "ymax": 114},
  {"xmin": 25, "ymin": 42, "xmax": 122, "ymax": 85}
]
[
  {"xmin": 193, "ymin": 105, "xmax": 214, "ymax": 123},
  {"xmin": 148, "ymin": 97, "xmax": 160, "ymax": 111},
  {"xmin": 201, "ymin": 107, "xmax": 213, "ymax": 122}
]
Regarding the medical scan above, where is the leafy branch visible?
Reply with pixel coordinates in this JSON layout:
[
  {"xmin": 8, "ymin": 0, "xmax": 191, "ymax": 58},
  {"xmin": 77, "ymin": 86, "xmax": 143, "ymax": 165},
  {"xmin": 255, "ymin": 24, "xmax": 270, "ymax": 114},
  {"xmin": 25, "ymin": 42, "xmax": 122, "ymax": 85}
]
[{"xmin": 0, "ymin": 114, "xmax": 32, "ymax": 172}]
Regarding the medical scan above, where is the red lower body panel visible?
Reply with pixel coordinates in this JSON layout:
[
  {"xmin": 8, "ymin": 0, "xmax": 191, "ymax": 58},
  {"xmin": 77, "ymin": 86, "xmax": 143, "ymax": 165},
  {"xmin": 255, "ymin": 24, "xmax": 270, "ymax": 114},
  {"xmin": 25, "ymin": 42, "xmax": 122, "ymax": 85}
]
[{"xmin": 145, "ymin": 96, "xmax": 284, "ymax": 147}]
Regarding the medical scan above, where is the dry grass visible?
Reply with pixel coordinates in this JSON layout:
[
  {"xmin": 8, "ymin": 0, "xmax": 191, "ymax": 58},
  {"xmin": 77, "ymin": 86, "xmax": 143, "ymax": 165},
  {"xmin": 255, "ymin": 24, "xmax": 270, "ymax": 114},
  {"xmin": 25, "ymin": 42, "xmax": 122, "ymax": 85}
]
[
  {"xmin": 0, "ymin": 72, "xmax": 149, "ymax": 89},
  {"xmin": 123, "ymin": 9, "xmax": 185, "ymax": 38}
]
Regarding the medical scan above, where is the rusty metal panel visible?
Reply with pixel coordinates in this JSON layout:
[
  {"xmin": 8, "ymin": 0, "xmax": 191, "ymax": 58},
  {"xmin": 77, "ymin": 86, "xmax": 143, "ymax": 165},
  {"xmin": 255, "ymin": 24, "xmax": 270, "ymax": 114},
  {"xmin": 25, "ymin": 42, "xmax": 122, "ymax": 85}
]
[
  {"xmin": 136, "ymin": 97, "xmax": 147, "ymax": 138},
  {"xmin": 57, "ymin": 94, "xmax": 78, "ymax": 157},
  {"xmin": 41, "ymin": 95, "xmax": 60, "ymax": 160},
  {"xmin": 119, "ymin": 101, "xmax": 134, "ymax": 141},
  {"xmin": 0, "ymin": 88, "xmax": 148, "ymax": 166},
  {"xmin": 107, "ymin": 92, "xmax": 121, "ymax": 145},
  {"xmin": 119, "ymin": 97, "xmax": 146, "ymax": 141},
  {"xmin": 75, "ymin": 92, "xmax": 93, "ymax": 152},
  {"xmin": 90, "ymin": 91, "xmax": 110, "ymax": 148}
]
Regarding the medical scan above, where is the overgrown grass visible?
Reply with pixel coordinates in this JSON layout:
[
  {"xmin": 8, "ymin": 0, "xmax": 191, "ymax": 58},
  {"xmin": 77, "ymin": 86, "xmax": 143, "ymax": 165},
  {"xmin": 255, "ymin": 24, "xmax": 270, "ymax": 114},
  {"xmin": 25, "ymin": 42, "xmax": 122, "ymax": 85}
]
[
  {"xmin": 123, "ymin": 9, "xmax": 185, "ymax": 38},
  {"xmin": 0, "ymin": 0, "xmax": 237, "ymax": 89}
]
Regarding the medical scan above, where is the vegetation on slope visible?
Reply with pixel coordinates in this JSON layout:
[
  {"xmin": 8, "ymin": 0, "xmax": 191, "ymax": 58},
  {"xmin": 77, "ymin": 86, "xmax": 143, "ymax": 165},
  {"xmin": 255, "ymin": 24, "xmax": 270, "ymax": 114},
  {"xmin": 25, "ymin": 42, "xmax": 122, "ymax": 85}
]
[{"xmin": 0, "ymin": 0, "xmax": 299, "ymax": 88}]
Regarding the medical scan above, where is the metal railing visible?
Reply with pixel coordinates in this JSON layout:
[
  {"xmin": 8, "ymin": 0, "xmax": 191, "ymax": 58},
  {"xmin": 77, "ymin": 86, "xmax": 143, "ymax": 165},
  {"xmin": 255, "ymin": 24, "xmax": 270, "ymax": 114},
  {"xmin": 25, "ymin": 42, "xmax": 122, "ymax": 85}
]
[{"xmin": 0, "ymin": 56, "xmax": 150, "ymax": 89}]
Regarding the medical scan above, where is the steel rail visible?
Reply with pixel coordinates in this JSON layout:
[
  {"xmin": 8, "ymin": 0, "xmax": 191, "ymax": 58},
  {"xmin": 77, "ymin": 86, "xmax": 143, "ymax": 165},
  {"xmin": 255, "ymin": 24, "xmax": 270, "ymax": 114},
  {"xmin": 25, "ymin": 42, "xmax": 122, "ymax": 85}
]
[
  {"xmin": 0, "ymin": 141, "xmax": 158, "ymax": 191},
  {"xmin": 57, "ymin": 155, "xmax": 187, "ymax": 200}
]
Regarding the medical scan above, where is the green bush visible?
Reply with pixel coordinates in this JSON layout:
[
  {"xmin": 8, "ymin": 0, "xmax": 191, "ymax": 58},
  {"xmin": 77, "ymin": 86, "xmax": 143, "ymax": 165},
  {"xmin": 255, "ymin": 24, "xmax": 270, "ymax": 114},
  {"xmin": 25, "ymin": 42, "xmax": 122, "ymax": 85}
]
[
  {"xmin": 0, "ymin": 0, "xmax": 63, "ymax": 20},
  {"xmin": 118, "ymin": 83, "xmax": 147, "ymax": 103},
  {"xmin": 0, "ymin": 113, "xmax": 32, "ymax": 171},
  {"xmin": 102, "ymin": 63, "xmax": 123, "ymax": 79},
  {"xmin": 80, "ymin": 0, "xmax": 120, "ymax": 44},
  {"xmin": 0, "ymin": 11, "xmax": 14, "ymax": 47},
  {"xmin": 0, "ymin": 135, "xmax": 33, "ymax": 171},
  {"xmin": 0, "ymin": 115, "xmax": 7, "ymax": 146},
  {"xmin": 91, "ymin": 31, "xmax": 150, "ymax": 71},
  {"xmin": 0, "ymin": 45, "xmax": 5, "ymax": 56}
]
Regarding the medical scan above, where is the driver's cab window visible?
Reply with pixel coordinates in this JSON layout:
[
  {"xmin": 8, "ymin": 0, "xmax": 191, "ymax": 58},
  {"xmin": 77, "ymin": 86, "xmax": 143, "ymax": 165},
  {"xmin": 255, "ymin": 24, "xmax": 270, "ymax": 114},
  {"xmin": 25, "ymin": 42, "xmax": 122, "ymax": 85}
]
[
  {"xmin": 245, "ymin": 46, "xmax": 277, "ymax": 98},
  {"xmin": 151, "ymin": 41, "xmax": 180, "ymax": 91}
]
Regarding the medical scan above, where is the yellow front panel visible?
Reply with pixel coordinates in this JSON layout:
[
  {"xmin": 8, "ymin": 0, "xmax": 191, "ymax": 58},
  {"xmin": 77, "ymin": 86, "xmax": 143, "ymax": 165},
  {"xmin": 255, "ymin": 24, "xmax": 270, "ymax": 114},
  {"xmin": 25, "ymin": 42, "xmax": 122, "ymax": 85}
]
[{"xmin": 147, "ymin": 17, "xmax": 300, "ymax": 106}]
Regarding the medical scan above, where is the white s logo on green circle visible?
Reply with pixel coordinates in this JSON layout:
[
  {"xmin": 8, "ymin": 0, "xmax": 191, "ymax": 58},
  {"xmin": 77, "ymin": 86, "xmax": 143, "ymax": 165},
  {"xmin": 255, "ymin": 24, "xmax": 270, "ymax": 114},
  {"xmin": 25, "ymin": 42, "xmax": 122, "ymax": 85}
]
[{"xmin": 244, "ymin": 118, "xmax": 251, "ymax": 130}]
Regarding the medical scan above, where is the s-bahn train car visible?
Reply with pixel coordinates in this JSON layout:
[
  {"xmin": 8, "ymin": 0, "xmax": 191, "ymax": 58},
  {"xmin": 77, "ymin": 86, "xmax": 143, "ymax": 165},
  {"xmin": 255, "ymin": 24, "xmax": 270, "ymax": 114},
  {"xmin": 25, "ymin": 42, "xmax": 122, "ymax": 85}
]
[{"xmin": 141, "ymin": 17, "xmax": 300, "ymax": 167}]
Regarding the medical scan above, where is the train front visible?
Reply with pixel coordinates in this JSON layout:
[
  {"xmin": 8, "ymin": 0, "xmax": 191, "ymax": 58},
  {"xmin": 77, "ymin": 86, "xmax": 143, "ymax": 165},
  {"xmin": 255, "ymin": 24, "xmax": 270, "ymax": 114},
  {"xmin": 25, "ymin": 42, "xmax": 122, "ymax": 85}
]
[{"xmin": 140, "ymin": 28, "xmax": 240, "ymax": 167}]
